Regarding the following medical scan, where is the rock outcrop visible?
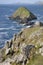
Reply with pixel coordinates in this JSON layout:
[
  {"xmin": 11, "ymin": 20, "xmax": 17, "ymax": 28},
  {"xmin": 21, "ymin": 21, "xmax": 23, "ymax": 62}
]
[
  {"xmin": 9, "ymin": 7, "xmax": 37, "ymax": 24},
  {"xmin": 34, "ymin": 21, "xmax": 43, "ymax": 26}
]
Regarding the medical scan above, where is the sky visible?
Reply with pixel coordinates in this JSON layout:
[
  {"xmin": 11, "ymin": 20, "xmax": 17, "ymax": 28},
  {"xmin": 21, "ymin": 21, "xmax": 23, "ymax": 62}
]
[{"xmin": 0, "ymin": 0, "xmax": 43, "ymax": 4}]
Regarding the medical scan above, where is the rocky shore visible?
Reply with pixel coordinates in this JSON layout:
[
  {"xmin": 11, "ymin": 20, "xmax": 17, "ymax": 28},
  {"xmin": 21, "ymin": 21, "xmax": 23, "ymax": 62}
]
[{"xmin": 0, "ymin": 21, "xmax": 43, "ymax": 65}]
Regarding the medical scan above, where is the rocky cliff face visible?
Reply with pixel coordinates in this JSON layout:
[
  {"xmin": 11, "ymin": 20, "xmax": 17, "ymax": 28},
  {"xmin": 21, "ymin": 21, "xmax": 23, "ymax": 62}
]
[
  {"xmin": 0, "ymin": 25, "xmax": 43, "ymax": 65},
  {"xmin": 9, "ymin": 7, "xmax": 37, "ymax": 24}
]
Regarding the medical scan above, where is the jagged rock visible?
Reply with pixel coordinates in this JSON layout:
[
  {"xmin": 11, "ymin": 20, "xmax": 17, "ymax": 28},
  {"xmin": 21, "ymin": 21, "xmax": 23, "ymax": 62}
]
[
  {"xmin": 0, "ymin": 50, "xmax": 3, "ymax": 63},
  {"xmin": 0, "ymin": 48, "xmax": 6, "ymax": 62},
  {"xmin": 0, "ymin": 62, "xmax": 11, "ymax": 65},
  {"xmin": 39, "ymin": 46, "xmax": 43, "ymax": 56},
  {"xmin": 20, "ymin": 43, "xmax": 26, "ymax": 53},
  {"xmin": 0, "ymin": 58, "xmax": 11, "ymax": 65},
  {"xmin": 5, "ymin": 48, "xmax": 11, "ymax": 55},
  {"xmin": 9, "ymin": 7, "xmax": 37, "ymax": 24},
  {"xmin": 34, "ymin": 21, "xmax": 43, "ymax": 26},
  {"xmin": 16, "ymin": 54, "xmax": 27, "ymax": 65},
  {"xmin": 16, "ymin": 54, "xmax": 24, "ymax": 63},
  {"xmin": 15, "ymin": 45, "xmax": 36, "ymax": 65},
  {"xmin": 22, "ymin": 45, "xmax": 36, "ymax": 59},
  {"xmin": 13, "ymin": 34, "xmax": 17, "ymax": 41},
  {"xmin": 12, "ymin": 53, "xmax": 27, "ymax": 65},
  {"xmin": 18, "ymin": 31, "xmax": 23, "ymax": 37}
]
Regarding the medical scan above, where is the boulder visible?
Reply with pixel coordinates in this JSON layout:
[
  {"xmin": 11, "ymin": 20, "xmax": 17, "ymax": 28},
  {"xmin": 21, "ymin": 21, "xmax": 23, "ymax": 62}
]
[
  {"xmin": 22, "ymin": 45, "xmax": 36, "ymax": 59},
  {"xmin": 9, "ymin": 7, "xmax": 37, "ymax": 24},
  {"xmin": 39, "ymin": 46, "xmax": 43, "ymax": 56},
  {"xmin": 0, "ymin": 50, "xmax": 3, "ymax": 63},
  {"xmin": 0, "ymin": 48, "xmax": 6, "ymax": 62},
  {"xmin": 12, "ymin": 54, "xmax": 27, "ymax": 65},
  {"xmin": 34, "ymin": 21, "xmax": 43, "ymax": 26}
]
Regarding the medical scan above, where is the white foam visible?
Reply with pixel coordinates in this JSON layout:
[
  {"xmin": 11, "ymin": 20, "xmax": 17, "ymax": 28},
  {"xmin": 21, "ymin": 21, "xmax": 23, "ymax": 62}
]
[
  {"xmin": 12, "ymin": 21, "xmax": 18, "ymax": 24},
  {"xmin": 0, "ymin": 26, "xmax": 16, "ymax": 30},
  {"xmin": 0, "ymin": 32, "xmax": 7, "ymax": 34},
  {"xmin": 0, "ymin": 32, "xmax": 8, "ymax": 39},
  {"xmin": 0, "ymin": 28, "xmax": 9, "ymax": 30},
  {"xmin": 20, "ymin": 23, "xmax": 26, "ymax": 26},
  {"xmin": 25, "ymin": 25, "xmax": 31, "ymax": 28}
]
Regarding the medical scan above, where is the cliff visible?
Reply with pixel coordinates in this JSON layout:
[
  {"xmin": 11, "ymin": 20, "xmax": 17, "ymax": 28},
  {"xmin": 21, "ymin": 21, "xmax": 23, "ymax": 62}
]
[{"xmin": 0, "ymin": 24, "xmax": 43, "ymax": 65}]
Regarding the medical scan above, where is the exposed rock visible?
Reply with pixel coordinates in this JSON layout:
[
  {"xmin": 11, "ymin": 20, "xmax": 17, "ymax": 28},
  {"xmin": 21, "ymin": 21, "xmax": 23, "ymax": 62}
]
[
  {"xmin": 0, "ymin": 50, "xmax": 3, "ymax": 63},
  {"xmin": 20, "ymin": 43, "xmax": 26, "ymax": 53},
  {"xmin": 16, "ymin": 53, "xmax": 27, "ymax": 65},
  {"xmin": 22, "ymin": 45, "xmax": 36, "ymax": 59},
  {"xmin": 39, "ymin": 46, "xmax": 43, "ymax": 56},
  {"xmin": 34, "ymin": 21, "xmax": 43, "ymax": 26},
  {"xmin": 0, "ymin": 58, "xmax": 11, "ymax": 65},
  {"xmin": 0, "ymin": 62, "xmax": 11, "ymax": 65},
  {"xmin": 9, "ymin": 7, "xmax": 37, "ymax": 24}
]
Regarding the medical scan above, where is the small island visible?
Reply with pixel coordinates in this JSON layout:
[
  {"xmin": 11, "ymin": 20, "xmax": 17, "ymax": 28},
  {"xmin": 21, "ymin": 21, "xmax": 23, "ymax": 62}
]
[{"xmin": 9, "ymin": 7, "xmax": 37, "ymax": 24}]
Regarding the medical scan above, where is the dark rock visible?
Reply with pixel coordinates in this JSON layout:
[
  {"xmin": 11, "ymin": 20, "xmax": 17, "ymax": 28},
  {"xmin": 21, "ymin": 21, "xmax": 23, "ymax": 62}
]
[
  {"xmin": 24, "ymin": 22, "xmax": 34, "ymax": 26},
  {"xmin": 23, "ymin": 45, "xmax": 35, "ymax": 59},
  {"xmin": 7, "ymin": 49, "xmax": 14, "ymax": 56}
]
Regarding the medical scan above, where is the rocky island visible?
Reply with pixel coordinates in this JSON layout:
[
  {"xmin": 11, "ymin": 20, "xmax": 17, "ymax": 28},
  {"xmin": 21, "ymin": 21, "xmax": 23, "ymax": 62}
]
[
  {"xmin": 0, "ymin": 7, "xmax": 43, "ymax": 65},
  {"xmin": 9, "ymin": 7, "xmax": 37, "ymax": 24}
]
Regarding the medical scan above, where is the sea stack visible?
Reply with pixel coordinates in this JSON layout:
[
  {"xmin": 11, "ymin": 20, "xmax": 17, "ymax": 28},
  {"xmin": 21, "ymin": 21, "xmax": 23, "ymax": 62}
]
[{"xmin": 9, "ymin": 7, "xmax": 37, "ymax": 24}]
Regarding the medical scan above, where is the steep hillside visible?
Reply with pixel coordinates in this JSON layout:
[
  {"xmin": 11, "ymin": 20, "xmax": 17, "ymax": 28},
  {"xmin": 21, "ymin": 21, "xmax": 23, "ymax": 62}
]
[{"xmin": 0, "ymin": 26, "xmax": 43, "ymax": 65}]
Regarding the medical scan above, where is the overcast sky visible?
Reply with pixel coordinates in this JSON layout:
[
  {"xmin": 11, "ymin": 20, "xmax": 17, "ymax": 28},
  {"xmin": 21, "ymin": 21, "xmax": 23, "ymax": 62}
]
[{"xmin": 0, "ymin": 0, "xmax": 43, "ymax": 4}]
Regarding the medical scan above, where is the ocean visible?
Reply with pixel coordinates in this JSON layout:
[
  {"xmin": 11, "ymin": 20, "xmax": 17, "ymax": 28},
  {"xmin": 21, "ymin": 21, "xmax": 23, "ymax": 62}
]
[{"xmin": 0, "ymin": 4, "xmax": 43, "ymax": 48}]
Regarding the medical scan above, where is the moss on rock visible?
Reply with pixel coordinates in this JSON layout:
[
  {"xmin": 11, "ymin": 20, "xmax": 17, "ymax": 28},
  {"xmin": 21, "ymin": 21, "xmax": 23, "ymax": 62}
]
[{"xmin": 9, "ymin": 7, "xmax": 37, "ymax": 24}]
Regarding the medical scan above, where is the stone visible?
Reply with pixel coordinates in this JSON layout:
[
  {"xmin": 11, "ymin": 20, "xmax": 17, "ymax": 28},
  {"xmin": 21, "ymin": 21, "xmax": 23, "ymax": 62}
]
[
  {"xmin": 39, "ymin": 47, "xmax": 43, "ymax": 56},
  {"xmin": 20, "ymin": 43, "xmax": 26, "ymax": 53},
  {"xmin": 34, "ymin": 21, "xmax": 43, "ymax": 26},
  {"xmin": 0, "ymin": 58, "xmax": 11, "ymax": 65},
  {"xmin": 16, "ymin": 54, "xmax": 24, "ymax": 63},
  {"xmin": 0, "ymin": 52, "xmax": 3, "ymax": 63},
  {"xmin": 15, "ymin": 53, "xmax": 27, "ymax": 65},
  {"xmin": 5, "ymin": 48, "xmax": 11, "ymax": 55},
  {"xmin": 22, "ymin": 45, "xmax": 35, "ymax": 59}
]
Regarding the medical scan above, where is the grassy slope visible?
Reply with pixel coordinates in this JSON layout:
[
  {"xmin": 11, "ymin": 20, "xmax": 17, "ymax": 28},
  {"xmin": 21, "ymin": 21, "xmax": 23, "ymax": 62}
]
[
  {"xmin": 12, "ymin": 7, "xmax": 31, "ymax": 19},
  {"xmin": 27, "ymin": 54, "xmax": 43, "ymax": 65},
  {"xmin": 15, "ymin": 26, "xmax": 43, "ymax": 45},
  {"xmin": 13, "ymin": 26, "xmax": 43, "ymax": 65},
  {"xmin": 23, "ymin": 26, "xmax": 43, "ymax": 65}
]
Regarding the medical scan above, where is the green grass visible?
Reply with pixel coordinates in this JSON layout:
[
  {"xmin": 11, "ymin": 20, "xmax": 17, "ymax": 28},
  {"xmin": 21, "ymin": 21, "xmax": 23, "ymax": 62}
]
[
  {"xmin": 12, "ymin": 7, "xmax": 31, "ymax": 19},
  {"xmin": 27, "ymin": 54, "xmax": 43, "ymax": 65}
]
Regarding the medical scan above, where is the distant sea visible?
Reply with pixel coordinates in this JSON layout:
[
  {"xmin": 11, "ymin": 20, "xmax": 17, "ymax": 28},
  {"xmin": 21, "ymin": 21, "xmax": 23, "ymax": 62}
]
[{"xmin": 0, "ymin": 4, "xmax": 43, "ymax": 48}]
